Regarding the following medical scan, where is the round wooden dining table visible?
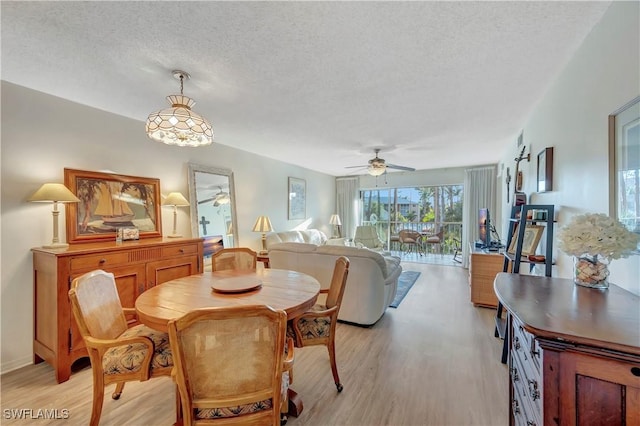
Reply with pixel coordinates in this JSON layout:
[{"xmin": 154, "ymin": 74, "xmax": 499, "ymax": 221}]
[
  {"xmin": 135, "ymin": 268, "xmax": 321, "ymax": 333},
  {"xmin": 135, "ymin": 268, "xmax": 320, "ymax": 420}
]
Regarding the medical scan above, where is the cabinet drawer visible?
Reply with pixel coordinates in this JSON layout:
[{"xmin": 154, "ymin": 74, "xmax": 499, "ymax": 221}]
[
  {"xmin": 162, "ymin": 244, "xmax": 198, "ymax": 258},
  {"xmin": 513, "ymin": 317, "xmax": 542, "ymax": 374},
  {"xmin": 512, "ymin": 346, "xmax": 542, "ymax": 423},
  {"xmin": 70, "ymin": 252, "xmax": 130, "ymax": 271}
]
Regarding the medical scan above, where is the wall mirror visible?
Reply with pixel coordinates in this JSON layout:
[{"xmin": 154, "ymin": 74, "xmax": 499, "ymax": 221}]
[{"xmin": 187, "ymin": 163, "xmax": 238, "ymax": 259}]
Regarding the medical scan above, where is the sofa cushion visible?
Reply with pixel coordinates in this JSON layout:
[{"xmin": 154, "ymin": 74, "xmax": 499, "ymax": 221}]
[
  {"xmin": 265, "ymin": 229, "xmax": 327, "ymax": 249},
  {"xmin": 316, "ymin": 245, "xmax": 389, "ymax": 276}
]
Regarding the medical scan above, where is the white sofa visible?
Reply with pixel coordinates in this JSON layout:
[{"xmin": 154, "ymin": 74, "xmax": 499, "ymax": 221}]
[
  {"xmin": 268, "ymin": 242, "xmax": 402, "ymax": 326},
  {"xmin": 265, "ymin": 229, "xmax": 328, "ymax": 248}
]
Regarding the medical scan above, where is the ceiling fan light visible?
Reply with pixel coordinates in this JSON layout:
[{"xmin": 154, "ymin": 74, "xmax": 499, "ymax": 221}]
[{"xmin": 368, "ymin": 164, "xmax": 386, "ymax": 176}]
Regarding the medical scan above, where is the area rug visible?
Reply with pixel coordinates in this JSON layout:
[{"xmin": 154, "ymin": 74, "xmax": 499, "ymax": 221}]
[{"xmin": 389, "ymin": 271, "xmax": 421, "ymax": 308}]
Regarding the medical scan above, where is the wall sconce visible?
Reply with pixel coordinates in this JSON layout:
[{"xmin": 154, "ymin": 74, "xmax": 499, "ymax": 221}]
[
  {"xmin": 329, "ymin": 214, "xmax": 342, "ymax": 238},
  {"xmin": 252, "ymin": 216, "xmax": 273, "ymax": 255},
  {"xmin": 162, "ymin": 192, "xmax": 190, "ymax": 238},
  {"xmin": 28, "ymin": 183, "xmax": 80, "ymax": 248}
]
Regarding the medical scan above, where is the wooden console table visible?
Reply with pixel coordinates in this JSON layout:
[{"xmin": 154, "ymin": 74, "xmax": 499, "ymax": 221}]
[
  {"xmin": 468, "ymin": 245, "xmax": 503, "ymax": 308},
  {"xmin": 32, "ymin": 237, "xmax": 203, "ymax": 383},
  {"xmin": 494, "ymin": 273, "xmax": 640, "ymax": 425}
]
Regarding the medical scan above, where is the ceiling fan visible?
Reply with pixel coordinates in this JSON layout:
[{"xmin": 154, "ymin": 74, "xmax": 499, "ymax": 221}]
[
  {"xmin": 346, "ymin": 149, "xmax": 416, "ymax": 176},
  {"xmin": 198, "ymin": 186, "xmax": 230, "ymax": 206}
]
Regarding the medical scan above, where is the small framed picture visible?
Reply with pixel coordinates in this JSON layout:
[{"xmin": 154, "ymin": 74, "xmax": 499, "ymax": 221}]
[
  {"xmin": 118, "ymin": 227, "xmax": 139, "ymax": 241},
  {"xmin": 508, "ymin": 224, "xmax": 544, "ymax": 256},
  {"xmin": 537, "ymin": 147, "xmax": 553, "ymax": 192}
]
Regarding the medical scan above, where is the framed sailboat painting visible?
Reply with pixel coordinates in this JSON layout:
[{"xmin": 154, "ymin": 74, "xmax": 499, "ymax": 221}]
[{"xmin": 64, "ymin": 168, "xmax": 162, "ymax": 243}]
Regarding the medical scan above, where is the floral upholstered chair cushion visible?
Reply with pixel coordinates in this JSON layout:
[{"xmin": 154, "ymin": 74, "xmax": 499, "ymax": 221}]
[{"xmin": 102, "ymin": 325, "xmax": 172, "ymax": 375}]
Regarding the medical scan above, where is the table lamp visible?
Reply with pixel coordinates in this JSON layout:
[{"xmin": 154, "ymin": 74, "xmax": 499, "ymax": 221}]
[
  {"xmin": 330, "ymin": 214, "xmax": 342, "ymax": 238},
  {"xmin": 252, "ymin": 215, "xmax": 273, "ymax": 255},
  {"xmin": 29, "ymin": 183, "xmax": 80, "ymax": 249},
  {"xmin": 162, "ymin": 192, "xmax": 190, "ymax": 238}
]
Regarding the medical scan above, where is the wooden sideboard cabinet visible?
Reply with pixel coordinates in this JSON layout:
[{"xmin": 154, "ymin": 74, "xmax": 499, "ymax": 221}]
[
  {"xmin": 495, "ymin": 273, "xmax": 640, "ymax": 426},
  {"xmin": 32, "ymin": 237, "xmax": 204, "ymax": 383},
  {"xmin": 469, "ymin": 246, "xmax": 503, "ymax": 308}
]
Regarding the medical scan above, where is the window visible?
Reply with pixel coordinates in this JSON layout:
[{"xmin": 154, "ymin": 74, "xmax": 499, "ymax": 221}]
[{"xmin": 359, "ymin": 185, "xmax": 463, "ymax": 253}]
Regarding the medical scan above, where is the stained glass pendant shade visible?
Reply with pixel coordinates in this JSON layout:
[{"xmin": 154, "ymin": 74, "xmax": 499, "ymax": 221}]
[{"xmin": 146, "ymin": 70, "xmax": 214, "ymax": 147}]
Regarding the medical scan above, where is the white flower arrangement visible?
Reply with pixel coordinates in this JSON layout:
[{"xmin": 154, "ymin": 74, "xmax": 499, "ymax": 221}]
[{"xmin": 556, "ymin": 213, "xmax": 640, "ymax": 259}]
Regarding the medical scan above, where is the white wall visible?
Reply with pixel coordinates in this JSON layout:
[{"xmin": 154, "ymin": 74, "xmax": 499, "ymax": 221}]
[
  {"xmin": 0, "ymin": 82, "xmax": 335, "ymax": 373},
  {"xmin": 497, "ymin": 1, "xmax": 640, "ymax": 295}
]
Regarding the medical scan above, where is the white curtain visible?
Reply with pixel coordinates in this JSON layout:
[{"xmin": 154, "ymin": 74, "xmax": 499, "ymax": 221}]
[
  {"xmin": 462, "ymin": 166, "xmax": 497, "ymax": 268},
  {"xmin": 336, "ymin": 177, "xmax": 359, "ymax": 240}
]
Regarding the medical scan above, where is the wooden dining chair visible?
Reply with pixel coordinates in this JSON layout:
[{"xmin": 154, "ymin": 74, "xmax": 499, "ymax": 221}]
[
  {"xmin": 211, "ymin": 247, "xmax": 258, "ymax": 271},
  {"xmin": 68, "ymin": 270, "xmax": 173, "ymax": 426},
  {"xmin": 167, "ymin": 305, "xmax": 294, "ymax": 426},
  {"xmin": 287, "ymin": 256, "xmax": 350, "ymax": 392}
]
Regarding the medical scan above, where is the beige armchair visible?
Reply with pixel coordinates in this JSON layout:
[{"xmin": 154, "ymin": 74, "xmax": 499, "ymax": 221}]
[{"xmin": 353, "ymin": 225, "xmax": 385, "ymax": 251}]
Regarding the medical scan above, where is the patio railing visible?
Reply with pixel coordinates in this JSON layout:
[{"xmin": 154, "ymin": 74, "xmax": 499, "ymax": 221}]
[{"xmin": 360, "ymin": 221, "xmax": 463, "ymax": 255}]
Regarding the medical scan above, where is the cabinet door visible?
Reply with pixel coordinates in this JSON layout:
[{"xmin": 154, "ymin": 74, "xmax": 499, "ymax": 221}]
[
  {"xmin": 69, "ymin": 264, "xmax": 146, "ymax": 352},
  {"xmin": 146, "ymin": 255, "xmax": 199, "ymax": 288},
  {"xmin": 558, "ymin": 351, "xmax": 640, "ymax": 425}
]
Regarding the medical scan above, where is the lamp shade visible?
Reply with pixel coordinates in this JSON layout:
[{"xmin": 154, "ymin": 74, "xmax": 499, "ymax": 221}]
[
  {"xmin": 329, "ymin": 214, "xmax": 342, "ymax": 226},
  {"xmin": 252, "ymin": 216, "xmax": 273, "ymax": 233},
  {"xmin": 162, "ymin": 192, "xmax": 190, "ymax": 206},
  {"xmin": 28, "ymin": 183, "xmax": 80, "ymax": 203},
  {"xmin": 368, "ymin": 164, "xmax": 386, "ymax": 176}
]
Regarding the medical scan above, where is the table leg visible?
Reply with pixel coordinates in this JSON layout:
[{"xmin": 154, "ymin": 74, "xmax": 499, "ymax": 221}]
[{"xmin": 287, "ymin": 388, "xmax": 304, "ymax": 417}]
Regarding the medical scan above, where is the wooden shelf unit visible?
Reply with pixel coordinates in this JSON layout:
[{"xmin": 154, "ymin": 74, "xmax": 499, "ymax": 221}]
[
  {"xmin": 495, "ymin": 204, "xmax": 555, "ymax": 363},
  {"xmin": 495, "ymin": 273, "xmax": 640, "ymax": 426},
  {"xmin": 32, "ymin": 237, "xmax": 204, "ymax": 383}
]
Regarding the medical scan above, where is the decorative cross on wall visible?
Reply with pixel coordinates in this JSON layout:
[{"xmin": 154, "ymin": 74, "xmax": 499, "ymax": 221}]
[{"xmin": 199, "ymin": 216, "xmax": 210, "ymax": 234}]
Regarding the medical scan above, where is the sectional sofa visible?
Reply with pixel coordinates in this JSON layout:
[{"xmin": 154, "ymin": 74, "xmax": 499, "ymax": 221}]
[{"xmin": 268, "ymin": 240, "xmax": 402, "ymax": 326}]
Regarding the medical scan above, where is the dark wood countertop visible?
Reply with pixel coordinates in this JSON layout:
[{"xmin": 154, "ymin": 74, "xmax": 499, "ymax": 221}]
[{"xmin": 494, "ymin": 273, "xmax": 640, "ymax": 356}]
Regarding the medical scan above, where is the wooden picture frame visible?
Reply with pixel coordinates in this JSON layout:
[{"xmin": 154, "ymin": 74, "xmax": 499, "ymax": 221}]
[
  {"xmin": 537, "ymin": 147, "xmax": 553, "ymax": 193},
  {"xmin": 288, "ymin": 177, "xmax": 306, "ymax": 220},
  {"xmin": 508, "ymin": 224, "xmax": 544, "ymax": 256},
  {"xmin": 64, "ymin": 168, "xmax": 162, "ymax": 243},
  {"xmin": 609, "ymin": 96, "xmax": 640, "ymax": 244}
]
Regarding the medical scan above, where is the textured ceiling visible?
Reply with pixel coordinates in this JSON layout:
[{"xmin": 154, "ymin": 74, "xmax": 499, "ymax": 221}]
[{"xmin": 1, "ymin": 1, "xmax": 611, "ymax": 176}]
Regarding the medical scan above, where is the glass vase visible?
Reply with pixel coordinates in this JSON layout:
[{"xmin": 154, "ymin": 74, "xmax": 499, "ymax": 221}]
[{"xmin": 573, "ymin": 254, "xmax": 609, "ymax": 289}]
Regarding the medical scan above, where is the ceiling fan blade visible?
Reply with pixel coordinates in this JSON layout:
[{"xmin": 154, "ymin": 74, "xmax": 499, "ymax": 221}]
[
  {"xmin": 345, "ymin": 165, "xmax": 368, "ymax": 169},
  {"xmin": 387, "ymin": 163, "xmax": 416, "ymax": 171},
  {"xmin": 198, "ymin": 197, "xmax": 216, "ymax": 204}
]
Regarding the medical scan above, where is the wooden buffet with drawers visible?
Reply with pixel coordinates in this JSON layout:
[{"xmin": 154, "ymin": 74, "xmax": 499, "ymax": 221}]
[
  {"xmin": 32, "ymin": 237, "xmax": 204, "ymax": 383},
  {"xmin": 494, "ymin": 273, "xmax": 640, "ymax": 426}
]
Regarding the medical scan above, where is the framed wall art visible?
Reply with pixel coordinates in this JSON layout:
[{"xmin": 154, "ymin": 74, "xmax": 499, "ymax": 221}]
[
  {"xmin": 64, "ymin": 168, "xmax": 162, "ymax": 243},
  {"xmin": 508, "ymin": 224, "xmax": 544, "ymax": 256},
  {"xmin": 609, "ymin": 96, "xmax": 640, "ymax": 243},
  {"xmin": 288, "ymin": 177, "xmax": 306, "ymax": 220},
  {"xmin": 537, "ymin": 147, "xmax": 553, "ymax": 192}
]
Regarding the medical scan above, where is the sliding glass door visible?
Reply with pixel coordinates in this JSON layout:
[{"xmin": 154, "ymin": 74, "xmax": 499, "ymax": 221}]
[{"xmin": 359, "ymin": 185, "xmax": 463, "ymax": 254}]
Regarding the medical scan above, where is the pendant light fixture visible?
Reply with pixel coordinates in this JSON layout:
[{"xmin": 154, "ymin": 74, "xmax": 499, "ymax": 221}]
[{"xmin": 146, "ymin": 70, "xmax": 214, "ymax": 147}]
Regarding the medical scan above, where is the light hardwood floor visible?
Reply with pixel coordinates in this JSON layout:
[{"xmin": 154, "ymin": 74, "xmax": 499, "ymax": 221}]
[{"xmin": 1, "ymin": 262, "xmax": 508, "ymax": 425}]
